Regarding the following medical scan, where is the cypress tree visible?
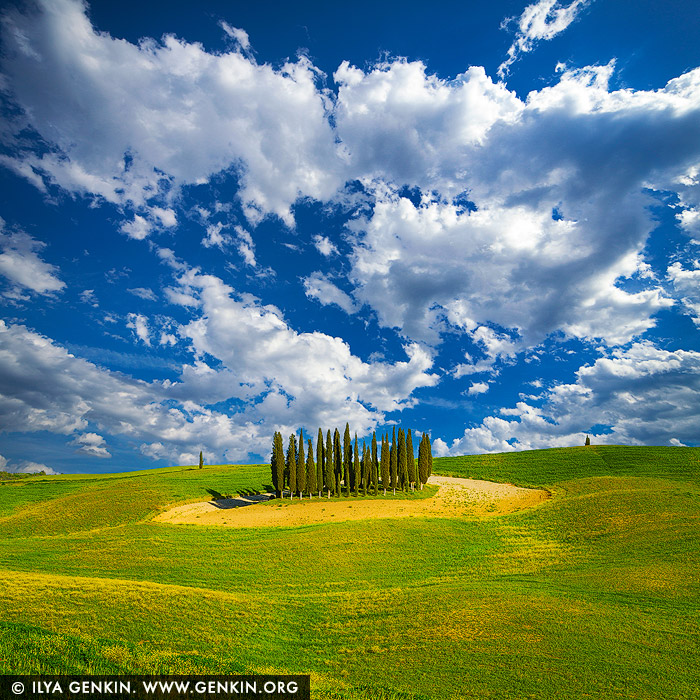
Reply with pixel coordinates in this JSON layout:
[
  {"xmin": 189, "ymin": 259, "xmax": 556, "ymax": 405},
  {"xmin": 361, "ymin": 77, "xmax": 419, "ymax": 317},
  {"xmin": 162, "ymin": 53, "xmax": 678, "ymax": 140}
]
[
  {"xmin": 353, "ymin": 436, "xmax": 360, "ymax": 496},
  {"xmin": 371, "ymin": 432, "xmax": 378, "ymax": 483},
  {"xmin": 306, "ymin": 438, "xmax": 316, "ymax": 496},
  {"xmin": 390, "ymin": 427, "xmax": 398, "ymax": 494},
  {"xmin": 270, "ymin": 433, "xmax": 278, "ymax": 494},
  {"xmin": 325, "ymin": 429, "xmax": 333, "ymax": 497},
  {"xmin": 198, "ymin": 451, "xmax": 203, "ymax": 469},
  {"xmin": 296, "ymin": 429, "xmax": 306, "ymax": 498},
  {"xmin": 380, "ymin": 435, "xmax": 389, "ymax": 496},
  {"xmin": 287, "ymin": 433, "xmax": 297, "ymax": 498},
  {"xmin": 585, "ymin": 435, "xmax": 591, "ymax": 446},
  {"xmin": 397, "ymin": 427, "xmax": 407, "ymax": 492},
  {"xmin": 272, "ymin": 431, "xmax": 285, "ymax": 497},
  {"xmin": 343, "ymin": 423, "xmax": 352, "ymax": 492},
  {"xmin": 317, "ymin": 428, "xmax": 324, "ymax": 496},
  {"xmin": 418, "ymin": 434, "xmax": 429, "ymax": 489},
  {"xmin": 427, "ymin": 434, "xmax": 433, "ymax": 478},
  {"xmin": 406, "ymin": 429, "xmax": 416, "ymax": 492},
  {"xmin": 371, "ymin": 443, "xmax": 378, "ymax": 496},
  {"xmin": 334, "ymin": 428, "xmax": 342, "ymax": 495},
  {"xmin": 362, "ymin": 442, "xmax": 370, "ymax": 496}
]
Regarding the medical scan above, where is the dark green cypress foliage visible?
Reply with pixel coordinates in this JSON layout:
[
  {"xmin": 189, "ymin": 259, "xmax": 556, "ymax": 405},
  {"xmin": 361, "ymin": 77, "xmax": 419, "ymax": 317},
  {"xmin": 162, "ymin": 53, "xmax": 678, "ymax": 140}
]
[
  {"xmin": 334, "ymin": 428, "xmax": 342, "ymax": 494},
  {"xmin": 296, "ymin": 429, "xmax": 305, "ymax": 497},
  {"xmin": 406, "ymin": 429, "xmax": 416, "ymax": 492},
  {"xmin": 306, "ymin": 438, "xmax": 316, "ymax": 496},
  {"xmin": 353, "ymin": 436, "xmax": 360, "ymax": 496},
  {"xmin": 343, "ymin": 423, "xmax": 352, "ymax": 492},
  {"xmin": 585, "ymin": 435, "xmax": 591, "ymax": 446},
  {"xmin": 371, "ymin": 432, "xmax": 378, "ymax": 482},
  {"xmin": 427, "ymin": 434, "xmax": 433, "ymax": 478},
  {"xmin": 271, "ymin": 431, "xmax": 285, "ymax": 497},
  {"xmin": 390, "ymin": 427, "xmax": 398, "ymax": 494},
  {"xmin": 362, "ymin": 442, "xmax": 370, "ymax": 496},
  {"xmin": 397, "ymin": 427, "xmax": 407, "ymax": 492},
  {"xmin": 287, "ymin": 433, "xmax": 297, "ymax": 498},
  {"xmin": 371, "ymin": 443, "xmax": 378, "ymax": 496},
  {"xmin": 418, "ymin": 434, "xmax": 429, "ymax": 489},
  {"xmin": 325, "ymin": 429, "xmax": 333, "ymax": 497},
  {"xmin": 317, "ymin": 428, "xmax": 324, "ymax": 496},
  {"xmin": 380, "ymin": 435, "xmax": 389, "ymax": 495},
  {"xmin": 270, "ymin": 435, "xmax": 277, "ymax": 493},
  {"xmin": 198, "ymin": 451, "xmax": 203, "ymax": 469}
]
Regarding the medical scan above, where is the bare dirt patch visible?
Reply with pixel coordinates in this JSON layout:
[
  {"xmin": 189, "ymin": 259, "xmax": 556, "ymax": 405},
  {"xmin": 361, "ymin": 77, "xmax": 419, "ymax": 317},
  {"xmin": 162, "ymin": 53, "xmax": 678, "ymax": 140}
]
[{"xmin": 152, "ymin": 476, "xmax": 549, "ymax": 528}]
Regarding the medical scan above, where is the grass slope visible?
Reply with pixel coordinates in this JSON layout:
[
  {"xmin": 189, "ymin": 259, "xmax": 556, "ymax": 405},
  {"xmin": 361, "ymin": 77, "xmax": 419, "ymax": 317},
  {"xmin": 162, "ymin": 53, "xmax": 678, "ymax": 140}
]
[{"xmin": 1, "ymin": 446, "xmax": 699, "ymax": 699}]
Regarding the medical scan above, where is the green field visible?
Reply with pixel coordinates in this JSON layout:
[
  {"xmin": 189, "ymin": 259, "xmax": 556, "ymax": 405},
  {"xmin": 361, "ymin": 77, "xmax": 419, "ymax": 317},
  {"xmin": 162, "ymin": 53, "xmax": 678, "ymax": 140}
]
[{"xmin": 1, "ymin": 446, "xmax": 699, "ymax": 699}]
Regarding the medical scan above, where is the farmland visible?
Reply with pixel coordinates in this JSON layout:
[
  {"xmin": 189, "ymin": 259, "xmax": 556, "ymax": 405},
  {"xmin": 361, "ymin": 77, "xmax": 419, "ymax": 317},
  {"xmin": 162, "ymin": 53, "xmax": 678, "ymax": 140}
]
[{"xmin": 1, "ymin": 445, "xmax": 699, "ymax": 699}]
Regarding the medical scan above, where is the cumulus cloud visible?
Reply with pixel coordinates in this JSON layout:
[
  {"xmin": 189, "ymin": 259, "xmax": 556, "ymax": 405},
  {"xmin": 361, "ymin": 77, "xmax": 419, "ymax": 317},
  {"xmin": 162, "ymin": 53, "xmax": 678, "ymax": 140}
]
[
  {"xmin": 313, "ymin": 235, "xmax": 339, "ymax": 256},
  {"xmin": 1, "ymin": 0, "xmax": 345, "ymax": 224},
  {"xmin": 126, "ymin": 313, "xmax": 151, "ymax": 346},
  {"xmin": 667, "ymin": 261, "xmax": 700, "ymax": 325},
  {"xmin": 337, "ymin": 61, "xmax": 700, "ymax": 348},
  {"xmin": 467, "ymin": 382, "xmax": 490, "ymax": 395},
  {"xmin": 498, "ymin": 0, "xmax": 591, "ymax": 78},
  {"xmin": 71, "ymin": 432, "xmax": 111, "ymax": 458},
  {"xmin": 0, "ymin": 224, "xmax": 64, "ymax": 296},
  {"xmin": 0, "ymin": 267, "xmax": 437, "ymax": 463},
  {"xmin": 303, "ymin": 271, "xmax": 357, "ymax": 314},
  {"xmin": 442, "ymin": 342, "xmax": 700, "ymax": 454}
]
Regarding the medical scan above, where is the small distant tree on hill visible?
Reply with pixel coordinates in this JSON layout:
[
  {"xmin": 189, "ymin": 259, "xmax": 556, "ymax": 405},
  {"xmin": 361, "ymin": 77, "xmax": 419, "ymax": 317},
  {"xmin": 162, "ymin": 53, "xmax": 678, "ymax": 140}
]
[
  {"xmin": 585, "ymin": 435, "xmax": 591, "ymax": 446},
  {"xmin": 199, "ymin": 451, "xmax": 203, "ymax": 469}
]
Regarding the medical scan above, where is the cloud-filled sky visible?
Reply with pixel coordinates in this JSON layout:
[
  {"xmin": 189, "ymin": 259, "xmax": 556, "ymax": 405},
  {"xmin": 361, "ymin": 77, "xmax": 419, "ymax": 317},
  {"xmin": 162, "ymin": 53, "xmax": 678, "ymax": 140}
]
[{"xmin": 1, "ymin": 0, "xmax": 699, "ymax": 473}]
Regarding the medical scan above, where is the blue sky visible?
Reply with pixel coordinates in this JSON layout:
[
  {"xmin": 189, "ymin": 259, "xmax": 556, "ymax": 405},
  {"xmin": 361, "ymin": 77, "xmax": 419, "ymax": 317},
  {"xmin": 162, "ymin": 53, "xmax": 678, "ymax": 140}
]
[{"xmin": 1, "ymin": 0, "xmax": 700, "ymax": 474}]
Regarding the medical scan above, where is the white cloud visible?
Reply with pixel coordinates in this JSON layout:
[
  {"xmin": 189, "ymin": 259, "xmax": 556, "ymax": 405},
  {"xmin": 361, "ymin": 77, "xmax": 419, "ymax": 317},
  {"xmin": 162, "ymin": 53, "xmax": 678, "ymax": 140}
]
[
  {"xmin": 120, "ymin": 215, "xmax": 151, "ymax": 241},
  {"xmin": 498, "ymin": 0, "xmax": 591, "ymax": 78},
  {"xmin": 220, "ymin": 21, "xmax": 250, "ymax": 52},
  {"xmin": 667, "ymin": 261, "xmax": 700, "ymax": 325},
  {"xmin": 234, "ymin": 226, "xmax": 256, "ymax": 266},
  {"xmin": 0, "ymin": 268, "xmax": 438, "ymax": 464},
  {"xmin": 12, "ymin": 461, "xmax": 58, "ymax": 475},
  {"xmin": 336, "ymin": 61, "xmax": 700, "ymax": 348},
  {"xmin": 126, "ymin": 313, "xmax": 151, "ymax": 346},
  {"xmin": 127, "ymin": 287, "xmax": 157, "ymax": 301},
  {"xmin": 313, "ymin": 234, "xmax": 339, "ymax": 256},
  {"xmin": 80, "ymin": 289, "xmax": 98, "ymax": 307},
  {"xmin": 467, "ymin": 382, "xmax": 489, "ymax": 395},
  {"xmin": 0, "ymin": 224, "xmax": 64, "ymax": 295},
  {"xmin": 71, "ymin": 432, "xmax": 111, "ymax": 458},
  {"xmin": 303, "ymin": 271, "xmax": 357, "ymax": 314},
  {"xmin": 1, "ymin": 0, "xmax": 345, "ymax": 224},
  {"xmin": 202, "ymin": 222, "xmax": 231, "ymax": 249},
  {"xmin": 442, "ymin": 342, "xmax": 700, "ymax": 454}
]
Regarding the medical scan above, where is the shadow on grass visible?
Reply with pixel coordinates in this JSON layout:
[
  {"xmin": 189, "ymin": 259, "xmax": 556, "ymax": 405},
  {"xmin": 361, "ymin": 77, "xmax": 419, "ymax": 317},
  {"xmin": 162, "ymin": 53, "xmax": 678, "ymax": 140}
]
[{"xmin": 205, "ymin": 488, "xmax": 275, "ymax": 509}]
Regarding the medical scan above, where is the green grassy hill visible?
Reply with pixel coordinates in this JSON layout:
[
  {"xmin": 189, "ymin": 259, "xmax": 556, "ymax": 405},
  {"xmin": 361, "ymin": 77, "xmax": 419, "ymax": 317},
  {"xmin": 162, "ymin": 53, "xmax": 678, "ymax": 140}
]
[{"xmin": 1, "ymin": 446, "xmax": 699, "ymax": 699}]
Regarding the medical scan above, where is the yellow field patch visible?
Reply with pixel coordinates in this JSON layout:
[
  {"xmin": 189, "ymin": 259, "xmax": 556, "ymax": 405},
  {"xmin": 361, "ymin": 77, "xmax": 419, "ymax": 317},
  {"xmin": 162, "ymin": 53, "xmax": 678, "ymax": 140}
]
[{"xmin": 153, "ymin": 476, "xmax": 549, "ymax": 528}]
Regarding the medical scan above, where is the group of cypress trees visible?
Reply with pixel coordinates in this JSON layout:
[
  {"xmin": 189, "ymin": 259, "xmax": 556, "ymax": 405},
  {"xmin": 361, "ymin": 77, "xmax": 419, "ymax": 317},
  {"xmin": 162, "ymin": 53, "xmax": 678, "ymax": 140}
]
[{"xmin": 270, "ymin": 424, "xmax": 433, "ymax": 499}]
